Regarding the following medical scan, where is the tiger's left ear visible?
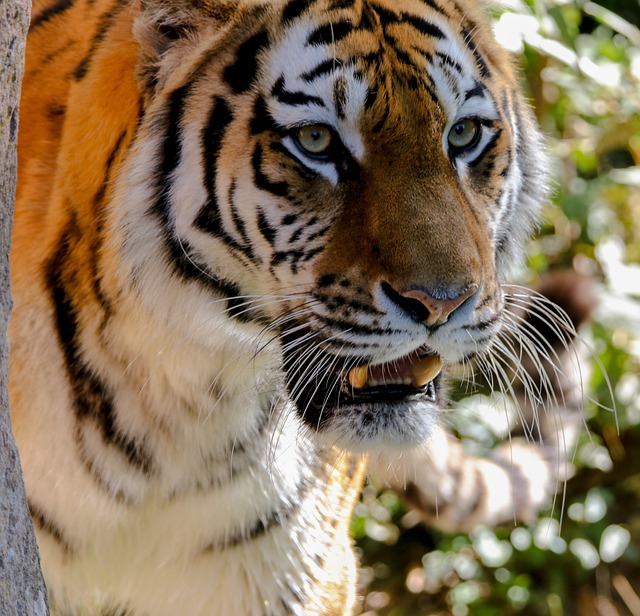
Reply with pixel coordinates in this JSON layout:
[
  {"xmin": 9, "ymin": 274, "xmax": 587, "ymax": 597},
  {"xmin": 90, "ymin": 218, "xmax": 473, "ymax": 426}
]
[{"xmin": 132, "ymin": 0, "xmax": 241, "ymax": 91}]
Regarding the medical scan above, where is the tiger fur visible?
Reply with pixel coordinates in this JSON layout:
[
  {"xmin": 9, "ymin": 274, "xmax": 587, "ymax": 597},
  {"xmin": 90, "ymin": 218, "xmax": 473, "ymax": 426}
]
[{"xmin": 11, "ymin": 0, "xmax": 552, "ymax": 613}]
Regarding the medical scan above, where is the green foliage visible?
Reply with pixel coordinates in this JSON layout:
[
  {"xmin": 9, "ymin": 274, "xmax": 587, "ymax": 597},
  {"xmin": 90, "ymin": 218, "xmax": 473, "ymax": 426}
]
[{"xmin": 356, "ymin": 0, "xmax": 640, "ymax": 613}]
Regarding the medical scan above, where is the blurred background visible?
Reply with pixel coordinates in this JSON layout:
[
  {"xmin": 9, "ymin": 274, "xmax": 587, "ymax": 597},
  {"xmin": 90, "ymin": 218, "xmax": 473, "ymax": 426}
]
[{"xmin": 355, "ymin": 0, "xmax": 640, "ymax": 613}]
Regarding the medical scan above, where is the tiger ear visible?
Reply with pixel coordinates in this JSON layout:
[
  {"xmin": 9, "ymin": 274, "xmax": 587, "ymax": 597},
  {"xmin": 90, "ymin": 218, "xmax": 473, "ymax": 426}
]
[{"xmin": 133, "ymin": 0, "xmax": 239, "ymax": 90}]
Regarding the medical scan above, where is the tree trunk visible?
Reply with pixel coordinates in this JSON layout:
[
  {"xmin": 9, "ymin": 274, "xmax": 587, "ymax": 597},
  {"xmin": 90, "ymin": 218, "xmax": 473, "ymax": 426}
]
[{"xmin": 0, "ymin": 0, "xmax": 50, "ymax": 612}]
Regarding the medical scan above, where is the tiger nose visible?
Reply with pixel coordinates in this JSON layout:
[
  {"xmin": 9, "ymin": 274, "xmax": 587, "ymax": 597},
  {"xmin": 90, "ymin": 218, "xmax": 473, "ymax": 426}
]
[{"xmin": 382, "ymin": 283, "xmax": 478, "ymax": 327}]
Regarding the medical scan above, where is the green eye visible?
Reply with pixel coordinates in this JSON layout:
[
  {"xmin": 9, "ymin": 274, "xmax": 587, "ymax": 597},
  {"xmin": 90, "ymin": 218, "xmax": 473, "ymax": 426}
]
[
  {"xmin": 296, "ymin": 124, "xmax": 333, "ymax": 156},
  {"xmin": 448, "ymin": 118, "xmax": 480, "ymax": 151}
]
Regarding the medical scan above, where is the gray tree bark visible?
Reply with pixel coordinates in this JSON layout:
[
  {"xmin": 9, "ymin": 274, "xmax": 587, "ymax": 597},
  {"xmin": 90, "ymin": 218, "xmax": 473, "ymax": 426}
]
[{"xmin": 1, "ymin": 0, "xmax": 50, "ymax": 612}]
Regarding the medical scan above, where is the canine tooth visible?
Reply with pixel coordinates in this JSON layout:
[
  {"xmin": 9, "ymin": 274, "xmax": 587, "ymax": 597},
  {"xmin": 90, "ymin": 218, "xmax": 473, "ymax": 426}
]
[
  {"xmin": 348, "ymin": 366, "xmax": 368, "ymax": 389},
  {"xmin": 412, "ymin": 355, "xmax": 443, "ymax": 387}
]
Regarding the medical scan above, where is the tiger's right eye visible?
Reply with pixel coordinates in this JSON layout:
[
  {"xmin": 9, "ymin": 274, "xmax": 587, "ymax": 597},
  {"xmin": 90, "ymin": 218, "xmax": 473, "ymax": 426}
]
[{"xmin": 295, "ymin": 125, "xmax": 333, "ymax": 157}]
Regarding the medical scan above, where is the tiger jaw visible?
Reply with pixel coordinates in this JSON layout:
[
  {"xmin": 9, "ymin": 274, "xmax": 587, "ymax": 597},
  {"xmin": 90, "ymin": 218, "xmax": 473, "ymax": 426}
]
[{"xmin": 283, "ymin": 342, "xmax": 446, "ymax": 446}]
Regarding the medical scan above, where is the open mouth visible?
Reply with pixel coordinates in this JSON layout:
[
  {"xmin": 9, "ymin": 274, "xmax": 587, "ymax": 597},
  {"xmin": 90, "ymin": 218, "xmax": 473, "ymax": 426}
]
[
  {"xmin": 282, "ymin": 335, "xmax": 445, "ymax": 425},
  {"xmin": 342, "ymin": 351, "xmax": 443, "ymax": 404}
]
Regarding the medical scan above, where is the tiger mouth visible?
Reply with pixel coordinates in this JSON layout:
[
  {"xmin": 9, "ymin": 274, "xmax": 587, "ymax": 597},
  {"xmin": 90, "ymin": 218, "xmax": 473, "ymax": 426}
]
[
  {"xmin": 341, "ymin": 352, "xmax": 443, "ymax": 404},
  {"xmin": 283, "ymin": 341, "xmax": 444, "ymax": 418}
]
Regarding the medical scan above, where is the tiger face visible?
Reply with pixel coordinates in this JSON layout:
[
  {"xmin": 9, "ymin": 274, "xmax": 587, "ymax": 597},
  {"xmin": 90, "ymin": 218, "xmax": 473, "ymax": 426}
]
[{"xmin": 117, "ymin": 0, "xmax": 547, "ymax": 451}]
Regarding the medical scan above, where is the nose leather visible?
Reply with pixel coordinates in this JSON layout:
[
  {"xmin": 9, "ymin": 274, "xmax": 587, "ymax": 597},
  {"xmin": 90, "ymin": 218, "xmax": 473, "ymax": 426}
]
[{"xmin": 399, "ymin": 286, "xmax": 478, "ymax": 326}]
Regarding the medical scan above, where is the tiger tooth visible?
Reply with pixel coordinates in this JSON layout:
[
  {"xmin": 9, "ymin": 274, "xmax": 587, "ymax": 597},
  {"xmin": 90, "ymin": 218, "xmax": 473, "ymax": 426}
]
[
  {"xmin": 348, "ymin": 366, "xmax": 368, "ymax": 389},
  {"xmin": 411, "ymin": 355, "xmax": 443, "ymax": 387}
]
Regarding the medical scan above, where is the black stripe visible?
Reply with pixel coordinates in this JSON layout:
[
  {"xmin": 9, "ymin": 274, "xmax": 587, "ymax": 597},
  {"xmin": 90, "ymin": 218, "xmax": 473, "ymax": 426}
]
[
  {"xmin": 193, "ymin": 98, "xmax": 255, "ymax": 261},
  {"xmin": 73, "ymin": 2, "xmax": 123, "ymax": 80},
  {"xmin": 223, "ymin": 30, "xmax": 269, "ymax": 94},
  {"xmin": 90, "ymin": 129, "xmax": 129, "ymax": 325},
  {"xmin": 359, "ymin": 3, "xmax": 379, "ymax": 32},
  {"xmin": 418, "ymin": 0, "xmax": 447, "ymax": 16},
  {"xmin": 288, "ymin": 226, "xmax": 304, "ymax": 244},
  {"xmin": 157, "ymin": 85, "xmax": 190, "ymax": 217},
  {"xmin": 151, "ymin": 88, "xmax": 258, "ymax": 320},
  {"xmin": 253, "ymin": 143, "xmax": 289, "ymax": 197},
  {"xmin": 271, "ymin": 242, "xmax": 325, "ymax": 271},
  {"xmin": 257, "ymin": 208, "xmax": 277, "ymax": 246},
  {"xmin": 313, "ymin": 313, "xmax": 399, "ymax": 336},
  {"xmin": 468, "ymin": 128, "xmax": 502, "ymax": 169},
  {"xmin": 364, "ymin": 86, "xmax": 379, "ymax": 110},
  {"xmin": 28, "ymin": 499, "xmax": 74, "ymax": 553},
  {"xmin": 461, "ymin": 312, "xmax": 501, "ymax": 331},
  {"xmin": 282, "ymin": 0, "xmax": 314, "ymax": 23},
  {"xmin": 228, "ymin": 180, "xmax": 253, "ymax": 249},
  {"xmin": 372, "ymin": 4, "xmax": 399, "ymax": 27},
  {"xmin": 46, "ymin": 220, "xmax": 154, "ymax": 474},
  {"xmin": 30, "ymin": 0, "xmax": 75, "ymax": 29},
  {"xmin": 403, "ymin": 14, "xmax": 445, "ymax": 40},
  {"xmin": 314, "ymin": 292, "xmax": 382, "ymax": 316},
  {"xmin": 372, "ymin": 102, "xmax": 390, "ymax": 133},
  {"xmin": 272, "ymin": 76, "xmax": 325, "ymax": 108},
  {"xmin": 27, "ymin": 40, "xmax": 77, "ymax": 81},
  {"xmin": 307, "ymin": 20, "xmax": 353, "ymax": 46},
  {"xmin": 464, "ymin": 81, "xmax": 486, "ymax": 101},
  {"xmin": 316, "ymin": 274, "xmax": 337, "ymax": 288},
  {"xmin": 250, "ymin": 95, "xmax": 280, "ymax": 136},
  {"xmin": 269, "ymin": 142, "xmax": 317, "ymax": 182},
  {"xmin": 203, "ymin": 481, "xmax": 308, "ymax": 551},
  {"xmin": 334, "ymin": 76, "xmax": 347, "ymax": 119},
  {"xmin": 436, "ymin": 51, "xmax": 462, "ymax": 74},
  {"xmin": 302, "ymin": 59, "xmax": 337, "ymax": 83},
  {"xmin": 194, "ymin": 97, "xmax": 236, "ymax": 241},
  {"xmin": 462, "ymin": 26, "xmax": 491, "ymax": 78}
]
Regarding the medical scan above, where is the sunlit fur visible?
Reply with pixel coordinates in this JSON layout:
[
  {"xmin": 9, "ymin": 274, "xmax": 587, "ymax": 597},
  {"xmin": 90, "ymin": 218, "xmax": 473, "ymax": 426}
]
[{"xmin": 10, "ymin": 0, "xmax": 564, "ymax": 613}]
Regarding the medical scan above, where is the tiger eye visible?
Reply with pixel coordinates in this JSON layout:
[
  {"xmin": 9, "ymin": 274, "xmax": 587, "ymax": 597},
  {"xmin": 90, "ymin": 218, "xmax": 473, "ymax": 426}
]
[
  {"xmin": 448, "ymin": 118, "xmax": 479, "ymax": 150},
  {"xmin": 296, "ymin": 125, "xmax": 332, "ymax": 155}
]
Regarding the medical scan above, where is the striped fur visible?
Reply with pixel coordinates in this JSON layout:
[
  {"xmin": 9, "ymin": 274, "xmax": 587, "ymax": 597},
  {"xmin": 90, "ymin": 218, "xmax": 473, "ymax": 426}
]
[{"xmin": 11, "ymin": 0, "xmax": 551, "ymax": 613}]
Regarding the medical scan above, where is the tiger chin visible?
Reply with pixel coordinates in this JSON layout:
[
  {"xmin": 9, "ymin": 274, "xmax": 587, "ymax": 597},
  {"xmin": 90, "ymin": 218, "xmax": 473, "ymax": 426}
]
[{"xmin": 11, "ymin": 0, "xmax": 549, "ymax": 614}]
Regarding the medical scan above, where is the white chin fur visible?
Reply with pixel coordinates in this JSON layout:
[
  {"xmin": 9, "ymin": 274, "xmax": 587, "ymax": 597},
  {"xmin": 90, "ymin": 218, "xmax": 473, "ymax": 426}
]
[{"xmin": 316, "ymin": 400, "xmax": 442, "ymax": 454}]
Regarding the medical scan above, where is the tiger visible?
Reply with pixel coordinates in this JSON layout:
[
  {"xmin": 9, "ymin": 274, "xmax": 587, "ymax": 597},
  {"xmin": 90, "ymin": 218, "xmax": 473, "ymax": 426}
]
[{"xmin": 10, "ymin": 0, "xmax": 553, "ymax": 613}]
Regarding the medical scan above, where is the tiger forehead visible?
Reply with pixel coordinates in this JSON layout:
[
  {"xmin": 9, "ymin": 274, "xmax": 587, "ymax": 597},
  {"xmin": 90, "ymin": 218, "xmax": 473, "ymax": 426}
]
[{"xmin": 256, "ymin": 0, "xmax": 501, "ymax": 133}]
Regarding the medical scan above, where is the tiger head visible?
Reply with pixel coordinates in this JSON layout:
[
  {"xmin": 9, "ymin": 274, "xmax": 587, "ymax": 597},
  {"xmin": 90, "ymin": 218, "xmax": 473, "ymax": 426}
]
[{"xmin": 116, "ymin": 0, "xmax": 548, "ymax": 451}]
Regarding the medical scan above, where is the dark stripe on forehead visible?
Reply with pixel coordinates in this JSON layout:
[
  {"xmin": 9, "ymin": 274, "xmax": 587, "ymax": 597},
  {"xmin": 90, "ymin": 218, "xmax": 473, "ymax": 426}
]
[
  {"xmin": 272, "ymin": 76, "xmax": 325, "ymax": 108},
  {"xmin": 334, "ymin": 76, "xmax": 347, "ymax": 119},
  {"xmin": 302, "ymin": 59, "xmax": 337, "ymax": 83},
  {"xmin": 307, "ymin": 20, "xmax": 354, "ymax": 46},
  {"xmin": 223, "ymin": 30, "xmax": 270, "ymax": 94},
  {"xmin": 464, "ymin": 82, "xmax": 486, "ymax": 101},
  {"xmin": 462, "ymin": 27, "xmax": 491, "ymax": 79}
]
